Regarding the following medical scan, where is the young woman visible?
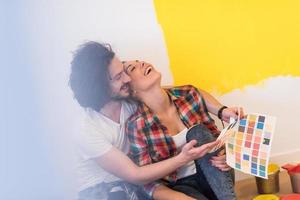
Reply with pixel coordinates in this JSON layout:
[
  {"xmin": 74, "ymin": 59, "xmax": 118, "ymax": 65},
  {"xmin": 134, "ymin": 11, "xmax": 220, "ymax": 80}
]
[{"xmin": 124, "ymin": 60, "xmax": 238, "ymax": 200}]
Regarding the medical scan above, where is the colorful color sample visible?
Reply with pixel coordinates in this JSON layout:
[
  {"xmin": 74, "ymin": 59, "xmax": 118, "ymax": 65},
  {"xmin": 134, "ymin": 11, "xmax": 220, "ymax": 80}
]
[{"xmin": 226, "ymin": 114, "xmax": 276, "ymax": 179}]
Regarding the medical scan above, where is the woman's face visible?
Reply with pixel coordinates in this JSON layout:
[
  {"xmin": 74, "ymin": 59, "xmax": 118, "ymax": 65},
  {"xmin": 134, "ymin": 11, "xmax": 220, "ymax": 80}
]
[{"xmin": 123, "ymin": 60, "xmax": 161, "ymax": 95}]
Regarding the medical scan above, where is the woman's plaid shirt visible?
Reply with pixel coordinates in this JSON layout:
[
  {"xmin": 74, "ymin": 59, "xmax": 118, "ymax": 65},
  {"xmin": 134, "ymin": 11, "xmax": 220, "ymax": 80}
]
[{"xmin": 126, "ymin": 85, "xmax": 220, "ymax": 197}]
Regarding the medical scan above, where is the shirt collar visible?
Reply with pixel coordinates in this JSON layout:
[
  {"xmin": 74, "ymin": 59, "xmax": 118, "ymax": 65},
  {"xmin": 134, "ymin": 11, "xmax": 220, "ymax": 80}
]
[{"xmin": 137, "ymin": 88, "xmax": 187, "ymax": 126}]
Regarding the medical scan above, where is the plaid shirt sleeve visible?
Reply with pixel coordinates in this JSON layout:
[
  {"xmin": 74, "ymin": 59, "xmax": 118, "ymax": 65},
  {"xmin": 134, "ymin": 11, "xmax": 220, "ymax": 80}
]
[
  {"xmin": 126, "ymin": 118, "xmax": 162, "ymax": 198},
  {"xmin": 190, "ymin": 85, "xmax": 220, "ymax": 136}
]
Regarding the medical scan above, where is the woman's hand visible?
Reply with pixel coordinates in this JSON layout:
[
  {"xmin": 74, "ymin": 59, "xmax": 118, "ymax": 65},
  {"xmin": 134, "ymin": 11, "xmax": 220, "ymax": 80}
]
[
  {"xmin": 178, "ymin": 140, "xmax": 219, "ymax": 164},
  {"xmin": 222, "ymin": 107, "xmax": 245, "ymax": 123},
  {"xmin": 210, "ymin": 149, "xmax": 232, "ymax": 171}
]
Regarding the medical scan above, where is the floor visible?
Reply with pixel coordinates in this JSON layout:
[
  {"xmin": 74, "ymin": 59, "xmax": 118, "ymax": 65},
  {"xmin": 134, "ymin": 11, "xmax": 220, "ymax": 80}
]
[{"xmin": 235, "ymin": 171, "xmax": 294, "ymax": 199}]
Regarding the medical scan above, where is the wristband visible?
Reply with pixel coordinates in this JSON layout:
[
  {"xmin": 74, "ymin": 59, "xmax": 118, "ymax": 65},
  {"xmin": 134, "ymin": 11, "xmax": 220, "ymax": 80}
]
[{"xmin": 217, "ymin": 106, "xmax": 228, "ymax": 120}]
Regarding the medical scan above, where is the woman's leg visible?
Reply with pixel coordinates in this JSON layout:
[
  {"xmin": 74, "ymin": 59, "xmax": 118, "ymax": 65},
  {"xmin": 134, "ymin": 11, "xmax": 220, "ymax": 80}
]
[
  {"xmin": 194, "ymin": 165, "xmax": 218, "ymax": 200},
  {"xmin": 186, "ymin": 124, "xmax": 236, "ymax": 200}
]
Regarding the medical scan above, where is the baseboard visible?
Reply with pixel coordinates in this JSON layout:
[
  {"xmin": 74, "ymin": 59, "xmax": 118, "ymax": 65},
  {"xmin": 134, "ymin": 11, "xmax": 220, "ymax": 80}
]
[{"xmin": 235, "ymin": 149, "xmax": 300, "ymax": 181}]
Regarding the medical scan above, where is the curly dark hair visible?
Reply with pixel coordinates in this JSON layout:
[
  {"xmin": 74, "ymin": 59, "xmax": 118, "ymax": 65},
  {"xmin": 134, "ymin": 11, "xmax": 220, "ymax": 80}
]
[{"xmin": 69, "ymin": 41, "xmax": 115, "ymax": 111}]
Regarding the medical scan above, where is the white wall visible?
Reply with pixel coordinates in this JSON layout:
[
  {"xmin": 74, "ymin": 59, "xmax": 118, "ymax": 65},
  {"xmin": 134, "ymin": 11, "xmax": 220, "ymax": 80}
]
[{"xmin": 3, "ymin": 0, "xmax": 172, "ymax": 199}]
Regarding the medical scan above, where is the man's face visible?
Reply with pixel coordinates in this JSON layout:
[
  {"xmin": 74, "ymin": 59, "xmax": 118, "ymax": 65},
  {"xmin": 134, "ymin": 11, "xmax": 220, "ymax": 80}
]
[{"xmin": 107, "ymin": 56, "xmax": 132, "ymax": 100}]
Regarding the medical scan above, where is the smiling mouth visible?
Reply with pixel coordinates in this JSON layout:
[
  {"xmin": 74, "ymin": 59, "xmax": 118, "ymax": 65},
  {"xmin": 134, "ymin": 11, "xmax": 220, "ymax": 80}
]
[
  {"xmin": 144, "ymin": 66, "xmax": 152, "ymax": 76},
  {"xmin": 120, "ymin": 83, "xmax": 129, "ymax": 92}
]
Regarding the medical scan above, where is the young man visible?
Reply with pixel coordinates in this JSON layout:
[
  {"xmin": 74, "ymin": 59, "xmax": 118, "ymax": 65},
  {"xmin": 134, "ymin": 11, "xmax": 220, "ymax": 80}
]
[{"xmin": 69, "ymin": 41, "xmax": 243, "ymax": 200}]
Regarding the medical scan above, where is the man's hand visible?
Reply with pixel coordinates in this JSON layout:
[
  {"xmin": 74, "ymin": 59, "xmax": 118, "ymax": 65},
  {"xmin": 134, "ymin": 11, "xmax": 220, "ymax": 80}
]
[
  {"xmin": 210, "ymin": 149, "xmax": 232, "ymax": 171},
  {"xmin": 179, "ymin": 140, "xmax": 219, "ymax": 164},
  {"xmin": 222, "ymin": 106, "xmax": 245, "ymax": 123}
]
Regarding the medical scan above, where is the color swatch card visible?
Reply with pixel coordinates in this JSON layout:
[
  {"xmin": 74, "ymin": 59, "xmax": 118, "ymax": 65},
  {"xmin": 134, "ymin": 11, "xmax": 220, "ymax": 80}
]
[
  {"xmin": 209, "ymin": 118, "xmax": 238, "ymax": 153},
  {"xmin": 225, "ymin": 114, "xmax": 276, "ymax": 179}
]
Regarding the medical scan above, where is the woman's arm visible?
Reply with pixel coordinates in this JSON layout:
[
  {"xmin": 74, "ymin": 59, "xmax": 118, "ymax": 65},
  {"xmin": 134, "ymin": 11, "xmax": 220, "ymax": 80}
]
[
  {"xmin": 95, "ymin": 140, "xmax": 217, "ymax": 185},
  {"xmin": 198, "ymin": 88, "xmax": 245, "ymax": 122},
  {"xmin": 197, "ymin": 88, "xmax": 223, "ymax": 116}
]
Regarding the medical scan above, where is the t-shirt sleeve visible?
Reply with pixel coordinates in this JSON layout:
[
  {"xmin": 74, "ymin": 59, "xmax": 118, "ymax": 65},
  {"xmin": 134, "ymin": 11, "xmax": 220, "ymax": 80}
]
[{"xmin": 77, "ymin": 120, "xmax": 113, "ymax": 161}]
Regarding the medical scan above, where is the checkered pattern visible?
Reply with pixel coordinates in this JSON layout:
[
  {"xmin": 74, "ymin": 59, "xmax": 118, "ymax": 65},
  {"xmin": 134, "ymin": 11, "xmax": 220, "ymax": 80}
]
[{"xmin": 126, "ymin": 85, "xmax": 220, "ymax": 197}]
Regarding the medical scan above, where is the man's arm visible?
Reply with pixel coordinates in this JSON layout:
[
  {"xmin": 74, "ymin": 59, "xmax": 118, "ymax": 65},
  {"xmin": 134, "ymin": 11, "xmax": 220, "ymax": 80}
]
[
  {"xmin": 96, "ymin": 140, "xmax": 217, "ymax": 185},
  {"xmin": 198, "ymin": 88, "xmax": 245, "ymax": 122}
]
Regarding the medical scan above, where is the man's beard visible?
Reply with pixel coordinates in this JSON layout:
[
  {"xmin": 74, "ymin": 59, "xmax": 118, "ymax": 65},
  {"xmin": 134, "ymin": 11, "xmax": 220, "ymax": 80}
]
[
  {"xmin": 111, "ymin": 95, "xmax": 129, "ymax": 101},
  {"xmin": 110, "ymin": 83, "xmax": 133, "ymax": 101},
  {"xmin": 111, "ymin": 84, "xmax": 140, "ymax": 103}
]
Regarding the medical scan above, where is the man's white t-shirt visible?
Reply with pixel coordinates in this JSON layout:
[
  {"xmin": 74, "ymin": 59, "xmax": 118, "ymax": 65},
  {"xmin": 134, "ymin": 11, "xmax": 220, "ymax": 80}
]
[{"xmin": 77, "ymin": 102, "xmax": 136, "ymax": 191}]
